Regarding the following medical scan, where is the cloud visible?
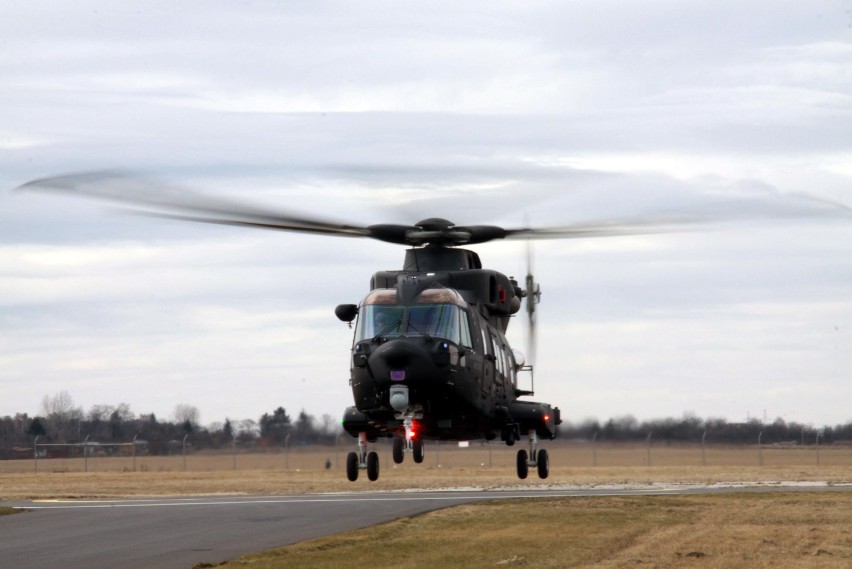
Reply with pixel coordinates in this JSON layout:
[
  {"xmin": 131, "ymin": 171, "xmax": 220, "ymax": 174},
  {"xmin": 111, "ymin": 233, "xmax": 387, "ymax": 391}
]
[{"xmin": 1, "ymin": 0, "xmax": 851, "ymax": 426}]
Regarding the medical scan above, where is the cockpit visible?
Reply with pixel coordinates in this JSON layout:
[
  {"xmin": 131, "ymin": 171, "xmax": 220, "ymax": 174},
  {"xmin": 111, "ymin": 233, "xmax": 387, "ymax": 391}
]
[{"xmin": 355, "ymin": 288, "xmax": 473, "ymax": 347}]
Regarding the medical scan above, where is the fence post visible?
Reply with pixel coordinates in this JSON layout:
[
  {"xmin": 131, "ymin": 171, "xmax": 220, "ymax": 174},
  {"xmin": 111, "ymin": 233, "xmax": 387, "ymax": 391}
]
[
  {"xmin": 182, "ymin": 434, "xmax": 189, "ymax": 471},
  {"xmin": 758, "ymin": 431, "xmax": 763, "ymax": 466},
  {"xmin": 816, "ymin": 431, "xmax": 821, "ymax": 466},
  {"xmin": 232, "ymin": 434, "xmax": 238, "ymax": 470},
  {"xmin": 592, "ymin": 432, "xmax": 597, "ymax": 467},
  {"xmin": 132, "ymin": 435, "xmax": 138, "ymax": 472},
  {"xmin": 34, "ymin": 435, "xmax": 40, "ymax": 473},
  {"xmin": 284, "ymin": 433, "xmax": 291, "ymax": 470},
  {"xmin": 701, "ymin": 430, "xmax": 707, "ymax": 466},
  {"xmin": 83, "ymin": 435, "xmax": 90, "ymax": 472},
  {"xmin": 646, "ymin": 432, "xmax": 652, "ymax": 466}
]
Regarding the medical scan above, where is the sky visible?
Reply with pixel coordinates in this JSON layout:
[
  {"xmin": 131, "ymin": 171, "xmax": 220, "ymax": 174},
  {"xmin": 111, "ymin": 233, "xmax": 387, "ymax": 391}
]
[{"xmin": 1, "ymin": 0, "xmax": 851, "ymax": 429}]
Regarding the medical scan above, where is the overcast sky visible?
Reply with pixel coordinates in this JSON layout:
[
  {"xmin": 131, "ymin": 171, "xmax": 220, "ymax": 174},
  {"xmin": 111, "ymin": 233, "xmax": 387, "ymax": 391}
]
[{"xmin": 2, "ymin": 1, "xmax": 851, "ymax": 429}]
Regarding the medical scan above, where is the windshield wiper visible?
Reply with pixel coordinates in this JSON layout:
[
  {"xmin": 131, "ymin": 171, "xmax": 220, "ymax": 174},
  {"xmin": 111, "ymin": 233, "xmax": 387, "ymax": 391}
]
[{"xmin": 372, "ymin": 320, "xmax": 401, "ymax": 342}]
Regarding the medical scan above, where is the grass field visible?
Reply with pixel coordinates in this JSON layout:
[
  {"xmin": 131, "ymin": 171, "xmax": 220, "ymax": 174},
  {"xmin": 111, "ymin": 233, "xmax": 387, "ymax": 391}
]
[
  {"xmin": 1, "ymin": 441, "xmax": 850, "ymax": 500},
  {"xmin": 3, "ymin": 442, "xmax": 851, "ymax": 568},
  {"xmin": 4, "ymin": 439, "xmax": 851, "ymax": 474},
  {"xmin": 220, "ymin": 493, "xmax": 852, "ymax": 569}
]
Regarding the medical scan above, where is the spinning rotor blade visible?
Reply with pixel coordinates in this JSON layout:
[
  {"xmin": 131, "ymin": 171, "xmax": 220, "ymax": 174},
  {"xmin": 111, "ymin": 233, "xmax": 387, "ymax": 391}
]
[
  {"xmin": 18, "ymin": 170, "xmax": 847, "ymax": 247},
  {"xmin": 524, "ymin": 239, "xmax": 539, "ymax": 366},
  {"xmin": 16, "ymin": 171, "xmax": 417, "ymax": 244},
  {"xmin": 15, "ymin": 171, "xmax": 700, "ymax": 246},
  {"xmin": 502, "ymin": 216, "xmax": 704, "ymax": 241}
]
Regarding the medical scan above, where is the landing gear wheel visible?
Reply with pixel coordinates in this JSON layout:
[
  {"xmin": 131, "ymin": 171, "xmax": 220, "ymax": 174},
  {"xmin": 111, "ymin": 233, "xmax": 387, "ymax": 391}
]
[
  {"xmin": 412, "ymin": 438, "xmax": 425, "ymax": 463},
  {"xmin": 536, "ymin": 448, "xmax": 549, "ymax": 479},
  {"xmin": 392, "ymin": 437, "xmax": 404, "ymax": 464},
  {"xmin": 367, "ymin": 451, "xmax": 380, "ymax": 481},
  {"xmin": 504, "ymin": 427, "xmax": 518, "ymax": 446},
  {"xmin": 516, "ymin": 449, "xmax": 529, "ymax": 479},
  {"xmin": 346, "ymin": 451, "xmax": 359, "ymax": 482}
]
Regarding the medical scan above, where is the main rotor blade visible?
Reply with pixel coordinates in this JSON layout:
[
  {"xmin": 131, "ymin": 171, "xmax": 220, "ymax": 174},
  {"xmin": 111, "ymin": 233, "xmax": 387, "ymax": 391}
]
[
  {"xmin": 501, "ymin": 192, "xmax": 851, "ymax": 241},
  {"xmin": 16, "ymin": 171, "xmax": 418, "ymax": 243},
  {"xmin": 17, "ymin": 170, "xmax": 848, "ymax": 247},
  {"xmin": 502, "ymin": 215, "xmax": 707, "ymax": 241}
]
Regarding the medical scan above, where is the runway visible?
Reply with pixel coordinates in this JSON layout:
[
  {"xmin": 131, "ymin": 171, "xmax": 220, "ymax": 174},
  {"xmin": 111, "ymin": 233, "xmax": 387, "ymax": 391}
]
[{"xmin": 3, "ymin": 484, "xmax": 851, "ymax": 569}]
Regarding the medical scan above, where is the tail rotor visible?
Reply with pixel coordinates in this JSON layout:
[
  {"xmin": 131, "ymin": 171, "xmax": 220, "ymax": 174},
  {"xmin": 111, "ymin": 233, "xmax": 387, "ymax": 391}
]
[{"xmin": 524, "ymin": 239, "xmax": 541, "ymax": 366}]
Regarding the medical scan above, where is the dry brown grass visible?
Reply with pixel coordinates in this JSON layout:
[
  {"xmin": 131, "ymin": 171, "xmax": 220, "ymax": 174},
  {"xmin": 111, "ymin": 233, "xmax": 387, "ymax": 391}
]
[
  {"xmin": 3, "ymin": 443, "xmax": 851, "ymax": 568},
  {"xmin": 2, "ymin": 442, "xmax": 851, "ymax": 500},
  {"xmin": 223, "ymin": 493, "xmax": 852, "ymax": 569}
]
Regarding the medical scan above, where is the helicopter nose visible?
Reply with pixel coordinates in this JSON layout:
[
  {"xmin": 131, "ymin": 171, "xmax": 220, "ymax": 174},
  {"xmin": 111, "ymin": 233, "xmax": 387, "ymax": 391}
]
[{"xmin": 370, "ymin": 338, "xmax": 435, "ymax": 385}]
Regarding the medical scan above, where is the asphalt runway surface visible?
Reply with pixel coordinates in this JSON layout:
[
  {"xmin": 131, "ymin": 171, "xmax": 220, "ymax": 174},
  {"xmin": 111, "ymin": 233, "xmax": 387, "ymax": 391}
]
[{"xmin": 3, "ymin": 484, "xmax": 851, "ymax": 569}]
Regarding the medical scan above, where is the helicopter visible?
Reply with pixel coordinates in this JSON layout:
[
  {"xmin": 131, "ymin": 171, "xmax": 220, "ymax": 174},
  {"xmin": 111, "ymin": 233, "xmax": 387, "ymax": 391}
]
[
  {"xmin": 17, "ymin": 171, "xmax": 719, "ymax": 481},
  {"xmin": 332, "ymin": 217, "xmax": 558, "ymax": 481}
]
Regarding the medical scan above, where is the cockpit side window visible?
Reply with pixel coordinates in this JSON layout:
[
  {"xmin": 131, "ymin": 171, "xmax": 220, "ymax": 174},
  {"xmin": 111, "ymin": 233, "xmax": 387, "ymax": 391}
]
[{"xmin": 459, "ymin": 310, "xmax": 473, "ymax": 348}]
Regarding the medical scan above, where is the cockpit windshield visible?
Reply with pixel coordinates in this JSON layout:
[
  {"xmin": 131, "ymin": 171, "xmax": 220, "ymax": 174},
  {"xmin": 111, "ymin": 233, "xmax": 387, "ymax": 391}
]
[
  {"xmin": 354, "ymin": 288, "xmax": 472, "ymax": 346},
  {"xmin": 358, "ymin": 304, "xmax": 404, "ymax": 339},
  {"xmin": 405, "ymin": 304, "xmax": 460, "ymax": 341}
]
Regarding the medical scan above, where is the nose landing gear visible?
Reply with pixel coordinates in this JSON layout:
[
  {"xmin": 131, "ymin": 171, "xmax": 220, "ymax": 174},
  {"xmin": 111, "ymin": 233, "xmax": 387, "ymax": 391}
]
[
  {"xmin": 515, "ymin": 432, "xmax": 549, "ymax": 480},
  {"xmin": 392, "ymin": 412, "xmax": 424, "ymax": 464}
]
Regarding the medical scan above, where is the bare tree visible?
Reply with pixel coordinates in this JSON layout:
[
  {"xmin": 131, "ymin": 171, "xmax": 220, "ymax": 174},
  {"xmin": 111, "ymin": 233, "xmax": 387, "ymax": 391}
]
[
  {"xmin": 41, "ymin": 391, "xmax": 83, "ymax": 442},
  {"xmin": 87, "ymin": 404, "xmax": 115, "ymax": 422},
  {"xmin": 235, "ymin": 419, "xmax": 258, "ymax": 444},
  {"xmin": 173, "ymin": 404, "xmax": 200, "ymax": 431},
  {"xmin": 111, "ymin": 402, "xmax": 135, "ymax": 422},
  {"xmin": 41, "ymin": 390, "xmax": 78, "ymax": 418}
]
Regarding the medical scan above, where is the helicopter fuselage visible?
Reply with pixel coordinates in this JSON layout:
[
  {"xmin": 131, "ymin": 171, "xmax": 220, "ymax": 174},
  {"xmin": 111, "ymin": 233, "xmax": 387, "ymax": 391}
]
[{"xmin": 339, "ymin": 246, "xmax": 560, "ymax": 445}]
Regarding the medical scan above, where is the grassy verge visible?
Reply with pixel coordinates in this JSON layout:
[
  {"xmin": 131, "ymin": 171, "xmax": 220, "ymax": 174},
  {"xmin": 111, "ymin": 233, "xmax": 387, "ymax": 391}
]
[
  {"xmin": 221, "ymin": 493, "xmax": 852, "ymax": 569},
  {"xmin": 0, "ymin": 507, "xmax": 20, "ymax": 516},
  {"xmin": 2, "ymin": 464, "xmax": 851, "ymax": 501}
]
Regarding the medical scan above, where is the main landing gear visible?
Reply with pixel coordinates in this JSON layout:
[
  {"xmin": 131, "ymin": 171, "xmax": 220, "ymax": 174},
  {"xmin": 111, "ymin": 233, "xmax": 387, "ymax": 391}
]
[
  {"xmin": 346, "ymin": 432, "xmax": 380, "ymax": 482},
  {"xmin": 346, "ymin": 413, "xmax": 424, "ymax": 483},
  {"xmin": 515, "ymin": 431, "xmax": 549, "ymax": 480}
]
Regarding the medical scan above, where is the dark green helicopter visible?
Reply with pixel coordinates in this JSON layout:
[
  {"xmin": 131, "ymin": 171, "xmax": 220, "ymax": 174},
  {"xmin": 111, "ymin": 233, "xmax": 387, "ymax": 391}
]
[
  {"xmin": 333, "ymin": 218, "xmax": 558, "ymax": 481},
  {"xmin": 18, "ymin": 171, "xmax": 694, "ymax": 482}
]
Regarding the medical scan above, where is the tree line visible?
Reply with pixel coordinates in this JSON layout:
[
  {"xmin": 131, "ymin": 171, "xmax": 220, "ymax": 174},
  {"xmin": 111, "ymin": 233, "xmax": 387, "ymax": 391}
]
[
  {"xmin": 559, "ymin": 413, "xmax": 852, "ymax": 445},
  {"xmin": 3, "ymin": 393, "xmax": 851, "ymax": 459},
  {"xmin": 0, "ymin": 392, "xmax": 342, "ymax": 459}
]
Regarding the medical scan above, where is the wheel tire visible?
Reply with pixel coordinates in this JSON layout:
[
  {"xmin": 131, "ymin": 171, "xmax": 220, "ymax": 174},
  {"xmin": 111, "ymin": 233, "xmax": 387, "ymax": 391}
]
[
  {"xmin": 346, "ymin": 451, "xmax": 359, "ymax": 482},
  {"xmin": 505, "ymin": 429, "xmax": 516, "ymax": 447},
  {"xmin": 392, "ymin": 437, "xmax": 404, "ymax": 464},
  {"xmin": 516, "ymin": 449, "xmax": 528, "ymax": 479},
  {"xmin": 412, "ymin": 438, "xmax": 425, "ymax": 463},
  {"xmin": 367, "ymin": 451, "xmax": 380, "ymax": 481},
  {"xmin": 537, "ymin": 448, "xmax": 549, "ymax": 479}
]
